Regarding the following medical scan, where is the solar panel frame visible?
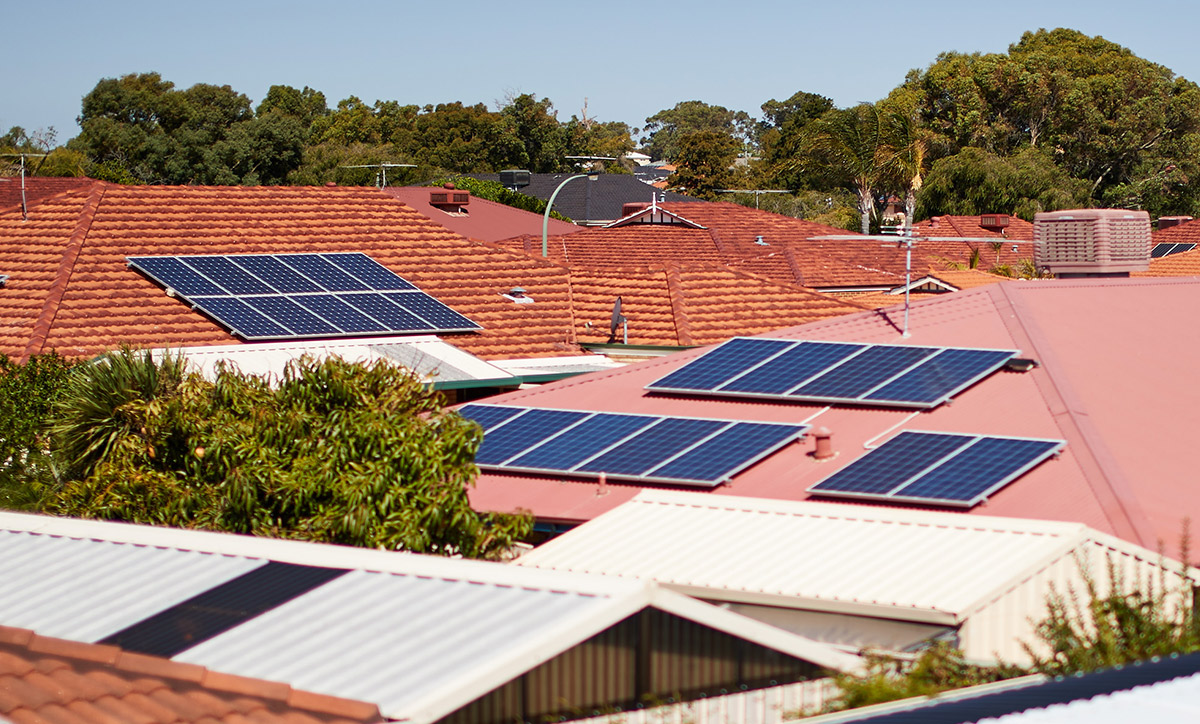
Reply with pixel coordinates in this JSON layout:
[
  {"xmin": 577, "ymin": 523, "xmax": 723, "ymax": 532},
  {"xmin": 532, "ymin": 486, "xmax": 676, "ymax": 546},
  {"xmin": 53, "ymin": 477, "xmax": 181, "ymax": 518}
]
[
  {"xmin": 645, "ymin": 337, "xmax": 1018, "ymax": 409},
  {"xmin": 127, "ymin": 253, "xmax": 481, "ymax": 340},
  {"xmin": 807, "ymin": 430, "xmax": 1065, "ymax": 508},
  {"xmin": 461, "ymin": 404, "xmax": 809, "ymax": 487}
]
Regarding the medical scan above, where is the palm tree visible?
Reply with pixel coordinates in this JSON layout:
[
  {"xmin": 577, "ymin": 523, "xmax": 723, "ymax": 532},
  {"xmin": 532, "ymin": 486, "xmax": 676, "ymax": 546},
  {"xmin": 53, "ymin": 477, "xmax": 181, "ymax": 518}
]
[
  {"xmin": 802, "ymin": 104, "xmax": 886, "ymax": 235},
  {"xmin": 879, "ymin": 110, "xmax": 929, "ymax": 235}
]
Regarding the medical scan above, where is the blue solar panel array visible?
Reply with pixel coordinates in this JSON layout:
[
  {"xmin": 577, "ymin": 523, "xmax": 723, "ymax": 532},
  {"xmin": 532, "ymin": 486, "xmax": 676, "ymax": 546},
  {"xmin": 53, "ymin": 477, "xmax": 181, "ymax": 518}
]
[
  {"xmin": 459, "ymin": 403, "xmax": 808, "ymax": 487},
  {"xmin": 128, "ymin": 253, "xmax": 480, "ymax": 340},
  {"xmin": 807, "ymin": 430, "xmax": 1064, "ymax": 508},
  {"xmin": 646, "ymin": 337, "xmax": 1017, "ymax": 409},
  {"xmin": 1151, "ymin": 242, "xmax": 1196, "ymax": 258}
]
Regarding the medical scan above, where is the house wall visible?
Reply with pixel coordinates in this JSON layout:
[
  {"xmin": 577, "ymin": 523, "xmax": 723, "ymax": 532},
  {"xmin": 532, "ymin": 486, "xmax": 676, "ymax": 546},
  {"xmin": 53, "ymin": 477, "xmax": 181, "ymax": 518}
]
[
  {"xmin": 439, "ymin": 609, "xmax": 825, "ymax": 724},
  {"xmin": 960, "ymin": 541, "xmax": 1192, "ymax": 663},
  {"xmin": 570, "ymin": 679, "xmax": 838, "ymax": 724}
]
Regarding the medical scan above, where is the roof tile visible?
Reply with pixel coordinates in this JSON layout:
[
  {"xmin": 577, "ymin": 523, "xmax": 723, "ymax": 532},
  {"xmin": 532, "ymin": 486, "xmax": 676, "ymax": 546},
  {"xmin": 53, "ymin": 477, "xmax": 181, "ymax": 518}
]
[
  {"xmin": 0, "ymin": 184, "xmax": 579, "ymax": 361},
  {"xmin": 0, "ymin": 625, "xmax": 381, "ymax": 724}
]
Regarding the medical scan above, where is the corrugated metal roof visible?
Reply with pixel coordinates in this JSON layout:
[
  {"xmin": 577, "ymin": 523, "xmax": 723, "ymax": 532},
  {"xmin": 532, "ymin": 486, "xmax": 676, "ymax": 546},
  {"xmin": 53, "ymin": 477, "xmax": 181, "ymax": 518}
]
[
  {"xmin": 0, "ymin": 528, "xmax": 264, "ymax": 641},
  {"xmin": 815, "ymin": 652, "xmax": 1200, "ymax": 723},
  {"xmin": 176, "ymin": 568, "xmax": 616, "ymax": 719},
  {"xmin": 515, "ymin": 491, "xmax": 1177, "ymax": 621},
  {"xmin": 0, "ymin": 512, "xmax": 862, "ymax": 724},
  {"xmin": 978, "ymin": 673, "xmax": 1200, "ymax": 723},
  {"xmin": 151, "ymin": 336, "xmax": 516, "ymax": 384}
]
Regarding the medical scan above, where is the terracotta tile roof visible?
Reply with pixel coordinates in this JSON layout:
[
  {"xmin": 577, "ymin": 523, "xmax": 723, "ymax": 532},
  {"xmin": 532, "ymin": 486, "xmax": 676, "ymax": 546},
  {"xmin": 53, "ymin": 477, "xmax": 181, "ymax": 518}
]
[
  {"xmin": 844, "ymin": 270, "xmax": 1015, "ymax": 308},
  {"xmin": 0, "ymin": 624, "xmax": 381, "ymax": 724},
  {"xmin": 911, "ymin": 214, "xmax": 1035, "ymax": 242},
  {"xmin": 0, "ymin": 183, "xmax": 581, "ymax": 361},
  {"xmin": 383, "ymin": 185, "xmax": 580, "ymax": 243},
  {"xmin": 494, "ymin": 204, "xmax": 905, "ymax": 290},
  {"xmin": 1137, "ymin": 245, "xmax": 1200, "ymax": 277},
  {"xmin": 568, "ymin": 262, "xmax": 870, "ymax": 347},
  {"xmin": 0, "ymin": 177, "xmax": 97, "ymax": 213},
  {"xmin": 1150, "ymin": 218, "xmax": 1200, "ymax": 245}
]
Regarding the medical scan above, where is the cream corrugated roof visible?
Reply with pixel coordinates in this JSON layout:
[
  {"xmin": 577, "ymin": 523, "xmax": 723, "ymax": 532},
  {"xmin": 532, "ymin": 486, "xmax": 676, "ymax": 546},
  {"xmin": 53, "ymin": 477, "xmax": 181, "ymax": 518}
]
[
  {"xmin": 515, "ymin": 491, "xmax": 1185, "ymax": 623},
  {"xmin": 0, "ymin": 512, "xmax": 861, "ymax": 724}
]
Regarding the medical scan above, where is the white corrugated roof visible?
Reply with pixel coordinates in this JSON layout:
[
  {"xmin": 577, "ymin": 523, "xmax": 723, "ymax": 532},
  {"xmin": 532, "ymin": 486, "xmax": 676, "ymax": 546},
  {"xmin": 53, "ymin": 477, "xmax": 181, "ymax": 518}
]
[
  {"xmin": 150, "ymin": 336, "xmax": 516, "ymax": 384},
  {"xmin": 0, "ymin": 512, "xmax": 861, "ymax": 724},
  {"xmin": 515, "ymin": 491, "xmax": 1183, "ymax": 623},
  {"xmin": 0, "ymin": 526, "xmax": 263, "ymax": 641}
]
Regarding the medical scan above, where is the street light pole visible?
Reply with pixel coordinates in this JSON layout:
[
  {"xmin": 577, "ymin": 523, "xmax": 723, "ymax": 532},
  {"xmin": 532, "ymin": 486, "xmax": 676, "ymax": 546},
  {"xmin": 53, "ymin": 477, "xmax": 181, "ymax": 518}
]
[{"xmin": 542, "ymin": 172, "xmax": 597, "ymax": 257}]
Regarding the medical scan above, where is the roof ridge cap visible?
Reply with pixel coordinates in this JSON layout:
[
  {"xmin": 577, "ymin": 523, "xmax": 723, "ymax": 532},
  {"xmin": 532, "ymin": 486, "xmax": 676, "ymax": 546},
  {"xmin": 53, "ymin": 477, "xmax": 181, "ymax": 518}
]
[
  {"xmin": 663, "ymin": 263, "xmax": 693, "ymax": 346},
  {"xmin": 21, "ymin": 181, "xmax": 107, "ymax": 361}
]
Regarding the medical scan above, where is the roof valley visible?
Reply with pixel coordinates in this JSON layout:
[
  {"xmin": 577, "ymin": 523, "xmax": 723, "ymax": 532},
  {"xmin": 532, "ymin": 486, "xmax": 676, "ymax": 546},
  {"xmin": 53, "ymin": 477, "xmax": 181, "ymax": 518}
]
[
  {"xmin": 663, "ymin": 263, "xmax": 693, "ymax": 346},
  {"xmin": 22, "ymin": 181, "xmax": 107, "ymax": 361}
]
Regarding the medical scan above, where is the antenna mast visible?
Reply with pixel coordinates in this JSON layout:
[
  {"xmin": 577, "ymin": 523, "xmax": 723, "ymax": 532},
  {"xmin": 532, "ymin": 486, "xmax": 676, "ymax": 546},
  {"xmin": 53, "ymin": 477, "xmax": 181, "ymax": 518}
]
[
  {"xmin": 1, "ymin": 153, "xmax": 49, "ymax": 221},
  {"xmin": 338, "ymin": 162, "xmax": 416, "ymax": 189}
]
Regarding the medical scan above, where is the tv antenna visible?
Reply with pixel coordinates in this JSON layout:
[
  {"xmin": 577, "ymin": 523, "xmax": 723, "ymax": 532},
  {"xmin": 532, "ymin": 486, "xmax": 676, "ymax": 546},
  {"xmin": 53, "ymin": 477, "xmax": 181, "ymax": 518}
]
[
  {"xmin": 338, "ymin": 162, "xmax": 416, "ymax": 189},
  {"xmin": 608, "ymin": 296, "xmax": 628, "ymax": 344},
  {"xmin": 1, "ymin": 152, "xmax": 49, "ymax": 220}
]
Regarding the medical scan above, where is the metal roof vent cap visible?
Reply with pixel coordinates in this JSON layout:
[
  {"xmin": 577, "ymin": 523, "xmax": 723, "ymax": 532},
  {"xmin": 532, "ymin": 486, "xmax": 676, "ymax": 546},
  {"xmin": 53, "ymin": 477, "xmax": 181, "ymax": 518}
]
[
  {"xmin": 1033, "ymin": 208, "xmax": 1151, "ymax": 277},
  {"xmin": 430, "ymin": 183, "xmax": 470, "ymax": 208},
  {"xmin": 810, "ymin": 427, "xmax": 835, "ymax": 461}
]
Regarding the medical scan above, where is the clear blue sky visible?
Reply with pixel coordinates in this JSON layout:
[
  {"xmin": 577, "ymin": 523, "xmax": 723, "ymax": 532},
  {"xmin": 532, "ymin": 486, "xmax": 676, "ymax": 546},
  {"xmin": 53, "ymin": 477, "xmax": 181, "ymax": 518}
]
[{"xmin": 5, "ymin": 0, "xmax": 1198, "ymax": 144}]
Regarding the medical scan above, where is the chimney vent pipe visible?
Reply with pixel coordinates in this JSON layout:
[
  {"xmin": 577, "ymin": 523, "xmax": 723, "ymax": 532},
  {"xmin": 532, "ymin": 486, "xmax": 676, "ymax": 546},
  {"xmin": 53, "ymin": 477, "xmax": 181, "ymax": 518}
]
[{"xmin": 812, "ymin": 427, "xmax": 835, "ymax": 460}]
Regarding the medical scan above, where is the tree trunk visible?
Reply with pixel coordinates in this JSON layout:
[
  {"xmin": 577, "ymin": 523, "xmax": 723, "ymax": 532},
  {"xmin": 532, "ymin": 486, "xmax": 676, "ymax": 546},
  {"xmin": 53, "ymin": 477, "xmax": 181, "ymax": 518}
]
[{"xmin": 859, "ymin": 187, "xmax": 872, "ymax": 235}]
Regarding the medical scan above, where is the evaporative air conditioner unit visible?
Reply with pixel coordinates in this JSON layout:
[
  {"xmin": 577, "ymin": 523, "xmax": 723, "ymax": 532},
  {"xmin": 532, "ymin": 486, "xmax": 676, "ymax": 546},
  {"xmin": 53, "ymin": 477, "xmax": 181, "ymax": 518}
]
[{"xmin": 1033, "ymin": 208, "xmax": 1151, "ymax": 276}]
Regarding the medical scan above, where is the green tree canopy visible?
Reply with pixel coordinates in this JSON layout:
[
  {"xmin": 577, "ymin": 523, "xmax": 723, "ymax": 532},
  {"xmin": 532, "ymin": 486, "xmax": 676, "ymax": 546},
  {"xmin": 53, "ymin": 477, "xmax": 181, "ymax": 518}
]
[
  {"xmin": 46, "ymin": 349, "xmax": 530, "ymax": 559},
  {"xmin": 69, "ymin": 72, "xmax": 305, "ymax": 185},
  {"xmin": 916, "ymin": 146, "xmax": 1089, "ymax": 220},
  {"xmin": 666, "ymin": 130, "xmax": 740, "ymax": 199},
  {"xmin": 642, "ymin": 100, "xmax": 755, "ymax": 161},
  {"xmin": 896, "ymin": 28, "xmax": 1200, "ymax": 215}
]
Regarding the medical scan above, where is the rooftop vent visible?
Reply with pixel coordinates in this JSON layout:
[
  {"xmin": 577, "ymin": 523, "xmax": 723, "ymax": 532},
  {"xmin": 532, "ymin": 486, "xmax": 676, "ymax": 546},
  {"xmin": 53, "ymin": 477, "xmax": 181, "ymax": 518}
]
[
  {"xmin": 429, "ymin": 183, "xmax": 469, "ymax": 208},
  {"xmin": 979, "ymin": 214, "xmax": 1010, "ymax": 230},
  {"xmin": 499, "ymin": 169, "xmax": 531, "ymax": 188},
  {"xmin": 1157, "ymin": 215, "xmax": 1193, "ymax": 231},
  {"xmin": 1033, "ymin": 209, "xmax": 1151, "ymax": 277}
]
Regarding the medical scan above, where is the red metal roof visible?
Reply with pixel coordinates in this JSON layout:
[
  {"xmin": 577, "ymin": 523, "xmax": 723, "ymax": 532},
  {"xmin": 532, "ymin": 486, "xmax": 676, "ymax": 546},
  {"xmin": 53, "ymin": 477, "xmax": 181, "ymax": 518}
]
[
  {"xmin": 383, "ymin": 185, "xmax": 580, "ymax": 243},
  {"xmin": 467, "ymin": 277, "xmax": 1200, "ymax": 556}
]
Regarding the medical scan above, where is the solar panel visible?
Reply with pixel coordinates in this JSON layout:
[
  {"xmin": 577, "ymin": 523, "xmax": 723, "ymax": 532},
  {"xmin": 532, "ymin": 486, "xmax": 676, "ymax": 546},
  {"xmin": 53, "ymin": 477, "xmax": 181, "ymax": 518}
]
[
  {"xmin": 1151, "ymin": 242, "xmax": 1197, "ymax": 258},
  {"xmin": 807, "ymin": 430, "xmax": 1064, "ymax": 508},
  {"xmin": 458, "ymin": 404, "xmax": 808, "ymax": 487},
  {"xmin": 646, "ymin": 337, "xmax": 1018, "ymax": 409},
  {"xmin": 128, "ymin": 253, "xmax": 481, "ymax": 340}
]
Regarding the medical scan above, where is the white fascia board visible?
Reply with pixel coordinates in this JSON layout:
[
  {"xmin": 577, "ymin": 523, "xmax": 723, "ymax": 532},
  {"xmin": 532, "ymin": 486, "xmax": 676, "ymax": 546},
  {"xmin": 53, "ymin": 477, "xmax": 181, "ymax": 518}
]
[
  {"xmin": 0, "ymin": 512, "xmax": 644, "ymax": 598},
  {"xmin": 401, "ymin": 582, "xmax": 658, "ymax": 724},
  {"xmin": 646, "ymin": 587, "xmax": 865, "ymax": 674}
]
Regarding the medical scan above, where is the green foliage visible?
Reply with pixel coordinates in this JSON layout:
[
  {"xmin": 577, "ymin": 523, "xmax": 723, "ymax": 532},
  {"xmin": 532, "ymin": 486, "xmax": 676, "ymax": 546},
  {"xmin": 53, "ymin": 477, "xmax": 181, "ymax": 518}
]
[
  {"xmin": 642, "ymin": 100, "xmax": 755, "ymax": 161},
  {"xmin": 0, "ymin": 353, "xmax": 76, "ymax": 510},
  {"xmin": 69, "ymin": 72, "xmax": 305, "ymax": 185},
  {"xmin": 896, "ymin": 28, "xmax": 1200, "ymax": 214},
  {"xmin": 45, "ymin": 348, "xmax": 531, "ymax": 558},
  {"xmin": 1023, "ymin": 540, "xmax": 1200, "ymax": 676},
  {"xmin": 824, "ymin": 644, "xmax": 1023, "ymax": 712},
  {"xmin": 800, "ymin": 104, "xmax": 888, "ymax": 234},
  {"xmin": 917, "ymin": 147, "xmax": 1089, "ymax": 220},
  {"xmin": 666, "ymin": 130, "xmax": 740, "ymax": 199}
]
